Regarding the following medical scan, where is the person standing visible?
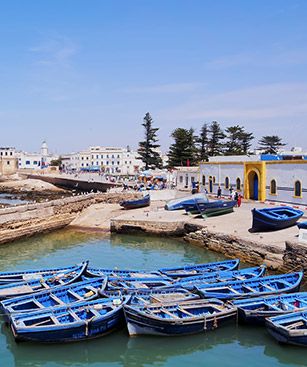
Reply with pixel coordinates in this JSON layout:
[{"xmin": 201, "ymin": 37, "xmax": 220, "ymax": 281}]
[
  {"xmin": 217, "ymin": 186, "xmax": 222, "ymax": 198},
  {"xmin": 237, "ymin": 193, "xmax": 242, "ymax": 207}
]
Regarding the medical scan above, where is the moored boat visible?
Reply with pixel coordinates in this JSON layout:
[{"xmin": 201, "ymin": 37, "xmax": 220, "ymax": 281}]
[
  {"xmin": 0, "ymin": 263, "xmax": 87, "ymax": 285},
  {"xmin": 200, "ymin": 200, "xmax": 236, "ymax": 218},
  {"xmin": 164, "ymin": 193, "xmax": 208, "ymax": 211},
  {"xmin": 0, "ymin": 261, "xmax": 88, "ymax": 300},
  {"xmin": 10, "ymin": 296, "xmax": 130, "ymax": 343},
  {"xmin": 101, "ymin": 288, "xmax": 200, "ymax": 306},
  {"xmin": 297, "ymin": 221, "xmax": 307, "ymax": 230},
  {"xmin": 124, "ymin": 298, "xmax": 237, "ymax": 336},
  {"xmin": 174, "ymin": 266, "xmax": 266, "ymax": 290},
  {"xmin": 233, "ymin": 292, "xmax": 307, "ymax": 324},
  {"xmin": 196, "ymin": 272, "xmax": 303, "ymax": 300},
  {"xmin": 120, "ymin": 194, "xmax": 150, "ymax": 209},
  {"xmin": 266, "ymin": 311, "xmax": 307, "ymax": 346},
  {"xmin": 183, "ymin": 199, "xmax": 234, "ymax": 216},
  {"xmin": 0, "ymin": 277, "xmax": 107, "ymax": 321},
  {"xmin": 159, "ymin": 259, "xmax": 240, "ymax": 279},
  {"xmin": 107, "ymin": 277, "xmax": 173, "ymax": 293},
  {"xmin": 86, "ymin": 267, "xmax": 160, "ymax": 278},
  {"xmin": 252, "ymin": 207, "xmax": 304, "ymax": 232}
]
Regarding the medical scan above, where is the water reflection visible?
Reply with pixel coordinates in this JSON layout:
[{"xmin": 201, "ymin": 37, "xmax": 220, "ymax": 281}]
[{"xmin": 3, "ymin": 323, "xmax": 305, "ymax": 367}]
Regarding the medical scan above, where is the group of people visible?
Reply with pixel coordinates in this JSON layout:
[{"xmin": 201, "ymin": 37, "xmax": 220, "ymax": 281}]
[{"xmin": 217, "ymin": 185, "xmax": 242, "ymax": 207}]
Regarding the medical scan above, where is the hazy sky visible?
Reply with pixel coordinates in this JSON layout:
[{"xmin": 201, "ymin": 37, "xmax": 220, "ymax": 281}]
[{"xmin": 1, "ymin": 0, "xmax": 307, "ymax": 154}]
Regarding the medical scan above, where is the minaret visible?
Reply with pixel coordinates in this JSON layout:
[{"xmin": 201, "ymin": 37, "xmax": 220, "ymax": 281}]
[{"xmin": 41, "ymin": 141, "xmax": 48, "ymax": 157}]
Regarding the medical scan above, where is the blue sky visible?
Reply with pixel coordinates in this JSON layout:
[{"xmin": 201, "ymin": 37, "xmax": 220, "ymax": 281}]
[{"xmin": 1, "ymin": 0, "xmax": 307, "ymax": 153}]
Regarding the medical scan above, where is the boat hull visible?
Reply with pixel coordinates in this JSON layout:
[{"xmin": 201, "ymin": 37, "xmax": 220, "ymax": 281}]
[
  {"xmin": 252, "ymin": 207, "xmax": 304, "ymax": 231},
  {"xmin": 125, "ymin": 307, "xmax": 236, "ymax": 336},
  {"xmin": 266, "ymin": 319, "xmax": 307, "ymax": 347},
  {"xmin": 120, "ymin": 195, "xmax": 150, "ymax": 210}
]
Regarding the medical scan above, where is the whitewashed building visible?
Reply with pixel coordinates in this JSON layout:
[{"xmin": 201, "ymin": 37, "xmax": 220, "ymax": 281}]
[
  {"xmin": 200, "ymin": 152, "xmax": 307, "ymax": 205},
  {"xmin": 175, "ymin": 166, "xmax": 199, "ymax": 191},
  {"xmin": 69, "ymin": 146, "xmax": 143, "ymax": 175},
  {"xmin": 17, "ymin": 141, "xmax": 58, "ymax": 170}
]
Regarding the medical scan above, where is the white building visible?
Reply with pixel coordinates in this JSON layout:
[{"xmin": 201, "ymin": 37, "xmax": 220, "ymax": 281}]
[
  {"xmin": 174, "ymin": 166, "xmax": 199, "ymax": 191},
  {"xmin": 68, "ymin": 146, "xmax": 143, "ymax": 175},
  {"xmin": 17, "ymin": 141, "xmax": 58, "ymax": 170},
  {"xmin": 0, "ymin": 147, "xmax": 18, "ymax": 175},
  {"xmin": 200, "ymin": 153, "xmax": 307, "ymax": 205}
]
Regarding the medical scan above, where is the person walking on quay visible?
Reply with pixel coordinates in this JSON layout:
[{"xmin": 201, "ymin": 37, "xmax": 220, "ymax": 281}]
[
  {"xmin": 237, "ymin": 193, "xmax": 242, "ymax": 207},
  {"xmin": 229, "ymin": 186, "xmax": 233, "ymax": 198},
  {"xmin": 217, "ymin": 186, "xmax": 222, "ymax": 199},
  {"xmin": 234, "ymin": 191, "xmax": 239, "ymax": 206}
]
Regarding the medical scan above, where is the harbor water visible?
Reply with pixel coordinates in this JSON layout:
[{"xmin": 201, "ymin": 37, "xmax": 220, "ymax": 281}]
[{"xmin": 0, "ymin": 229, "xmax": 305, "ymax": 367}]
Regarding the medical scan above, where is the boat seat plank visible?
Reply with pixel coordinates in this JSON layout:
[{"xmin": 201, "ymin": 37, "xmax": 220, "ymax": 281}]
[
  {"xmin": 178, "ymin": 307, "xmax": 193, "ymax": 316},
  {"xmin": 161, "ymin": 309, "xmax": 180, "ymax": 319},
  {"xmin": 67, "ymin": 290, "xmax": 84, "ymax": 300},
  {"xmin": 286, "ymin": 321, "xmax": 305, "ymax": 329},
  {"xmin": 50, "ymin": 294, "xmax": 66, "ymax": 305},
  {"xmin": 69, "ymin": 310, "xmax": 82, "ymax": 321}
]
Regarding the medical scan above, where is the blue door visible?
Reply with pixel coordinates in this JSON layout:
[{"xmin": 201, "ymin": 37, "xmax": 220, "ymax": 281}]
[
  {"xmin": 209, "ymin": 178, "xmax": 213, "ymax": 193},
  {"xmin": 253, "ymin": 174, "xmax": 258, "ymax": 200}
]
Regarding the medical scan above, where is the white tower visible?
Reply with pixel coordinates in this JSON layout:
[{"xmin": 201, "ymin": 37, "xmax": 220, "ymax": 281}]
[{"xmin": 41, "ymin": 141, "xmax": 48, "ymax": 157}]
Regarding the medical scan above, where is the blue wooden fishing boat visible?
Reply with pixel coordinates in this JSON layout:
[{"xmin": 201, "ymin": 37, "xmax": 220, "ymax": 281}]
[
  {"xmin": 0, "ymin": 263, "xmax": 86, "ymax": 285},
  {"xmin": 201, "ymin": 200, "xmax": 236, "ymax": 218},
  {"xmin": 196, "ymin": 272, "xmax": 303, "ymax": 300},
  {"xmin": 120, "ymin": 194, "xmax": 150, "ymax": 209},
  {"xmin": 107, "ymin": 277, "xmax": 173, "ymax": 293},
  {"xmin": 233, "ymin": 292, "xmax": 307, "ymax": 324},
  {"xmin": 159, "ymin": 259, "xmax": 240, "ymax": 279},
  {"xmin": 0, "ymin": 277, "xmax": 107, "ymax": 321},
  {"xmin": 0, "ymin": 261, "xmax": 88, "ymax": 300},
  {"xmin": 102, "ymin": 288, "xmax": 200, "ymax": 306},
  {"xmin": 183, "ymin": 200, "xmax": 236, "ymax": 217},
  {"xmin": 10, "ymin": 296, "xmax": 130, "ymax": 343},
  {"xmin": 266, "ymin": 311, "xmax": 307, "ymax": 346},
  {"xmin": 297, "ymin": 221, "xmax": 307, "ymax": 230},
  {"xmin": 252, "ymin": 206, "xmax": 304, "ymax": 231},
  {"xmin": 86, "ymin": 267, "xmax": 160, "ymax": 278},
  {"xmin": 124, "ymin": 298, "xmax": 237, "ymax": 336},
  {"xmin": 164, "ymin": 193, "xmax": 208, "ymax": 211},
  {"xmin": 174, "ymin": 266, "xmax": 266, "ymax": 290}
]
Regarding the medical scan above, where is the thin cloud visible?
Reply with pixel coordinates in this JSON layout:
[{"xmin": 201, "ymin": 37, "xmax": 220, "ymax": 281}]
[{"xmin": 29, "ymin": 36, "xmax": 78, "ymax": 67}]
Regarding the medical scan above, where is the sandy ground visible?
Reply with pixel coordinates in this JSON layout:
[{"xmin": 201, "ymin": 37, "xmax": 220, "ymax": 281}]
[
  {"xmin": 0, "ymin": 179, "xmax": 65, "ymax": 192},
  {"xmin": 71, "ymin": 197, "xmax": 307, "ymax": 253}
]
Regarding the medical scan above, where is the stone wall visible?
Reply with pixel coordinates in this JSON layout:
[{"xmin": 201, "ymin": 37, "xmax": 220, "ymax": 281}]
[
  {"xmin": 184, "ymin": 228, "xmax": 307, "ymax": 276},
  {"xmin": 0, "ymin": 192, "xmax": 139, "ymax": 245}
]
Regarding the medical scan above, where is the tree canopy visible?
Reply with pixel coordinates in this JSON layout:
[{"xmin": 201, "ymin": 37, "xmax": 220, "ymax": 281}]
[
  {"xmin": 168, "ymin": 128, "xmax": 198, "ymax": 167},
  {"xmin": 257, "ymin": 135, "xmax": 286, "ymax": 154},
  {"xmin": 137, "ymin": 113, "xmax": 162, "ymax": 169}
]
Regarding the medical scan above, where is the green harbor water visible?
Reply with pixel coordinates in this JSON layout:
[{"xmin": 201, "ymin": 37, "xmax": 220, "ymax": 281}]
[{"xmin": 0, "ymin": 229, "xmax": 305, "ymax": 367}]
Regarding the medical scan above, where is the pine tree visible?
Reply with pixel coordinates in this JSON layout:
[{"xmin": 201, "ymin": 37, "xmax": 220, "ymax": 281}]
[
  {"xmin": 197, "ymin": 123, "xmax": 209, "ymax": 161},
  {"xmin": 258, "ymin": 135, "xmax": 286, "ymax": 154},
  {"xmin": 224, "ymin": 125, "xmax": 254, "ymax": 155},
  {"xmin": 208, "ymin": 121, "xmax": 225, "ymax": 156},
  {"xmin": 137, "ymin": 113, "xmax": 162, "ymax": 169},
  {"xmin": 168, "ymin": 128, "xmax": 198, "ymax": 167}
]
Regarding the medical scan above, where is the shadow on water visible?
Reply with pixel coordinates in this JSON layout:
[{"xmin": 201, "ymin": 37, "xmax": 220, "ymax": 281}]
[{"xmin": 2, "ymin": 323, "xmax": 306, "ymax": 367}]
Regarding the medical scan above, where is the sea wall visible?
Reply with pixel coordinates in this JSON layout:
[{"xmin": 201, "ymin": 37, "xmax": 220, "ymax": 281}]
[
  {"xmin": 0, "ymin": 192, "xmax": 139, "ymax": 245},
  {"xmin": 184, "ymin": 228, "xmax": 307, "ymax": 274}
]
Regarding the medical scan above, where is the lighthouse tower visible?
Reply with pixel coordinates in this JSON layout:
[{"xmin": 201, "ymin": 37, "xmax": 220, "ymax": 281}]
[{"xmin": 41, "ymin": 141, "xmax": 48, "ymax": 157}]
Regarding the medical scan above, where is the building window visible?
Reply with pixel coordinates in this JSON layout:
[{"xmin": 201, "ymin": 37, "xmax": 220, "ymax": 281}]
[
  {"xmin": 117, "ymin": 161, "xmax": 120, "ymax": 165},
  {"xmin": 213, "ymin": 176, "xmax": 216, "ymax": 184},
  {"xmin": 236, "ymin": 177, "xmax": 241, "ymax": 190},
  {"xmin": 179, "ymin": 176, "xmax": 183, "ymax": 183},
  {"xmin": 270, "ymin": 179, "xmax": 277, "ymax": 195},
  {"xmin": 209, "ymin": 176, "xmax": 213, "ymax": 193},
  {"xmin": 191, "ymin": 176, "xmax": 195, "ymax": 183},
  {"xmin": 26, "ymin": 160, "xmax": 30, "ymax": 165},
  {"xmin": 33, "ymin": 161, "xmax": 38, "ymax": 165},
  {"xmin": 7, "ymin": 161, "xmax": 10, "ymax": 165},
  {"xmin": 225, "ymin": 177, "xmax": 230, "ymax": 189},
  {"xmin": 294, "ymin": 180, "xmax": 302, "ymax": 198},
  {"xmin": 202, "ymin": 175, "xmax": 206, "ymax": 185},
  {"xmin": 101, "ymin": 155, "xmax": 103, "ymax": 159},
  {"xmin": 106, "ymin": 161, "xmax": 109, "ymax": 165},
  {"xmin": 10, "ymin": 152, "xmax": 12, "ymax": 156}
]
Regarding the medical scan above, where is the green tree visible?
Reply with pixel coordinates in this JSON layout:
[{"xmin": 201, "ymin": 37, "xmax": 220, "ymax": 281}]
[
  {"xmin": 168, "ymin": 128, "xmax": 198, "ymax": 167},
  {"xmin": 137, "ymin": 113, "xmax": 162, "ymax": 169},
  {"xmin": 208, "ymin": 121, "xmax": 225, "ymax": 156},
  {"xmin": 224, "ymin": 125, "xmax": 254, "ymax": 155},
  {"xmin": 197, "ymin": 123, "xmax": 209, "ymax": 161},
  {"xmin": 258, "ymin": 135, "xmax": 286, "ymax": 154},
  {"xmin": 50, "ymin": 157, "xmax": 62, "ymax": 167}
]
